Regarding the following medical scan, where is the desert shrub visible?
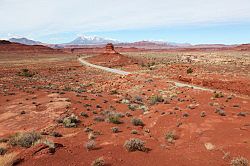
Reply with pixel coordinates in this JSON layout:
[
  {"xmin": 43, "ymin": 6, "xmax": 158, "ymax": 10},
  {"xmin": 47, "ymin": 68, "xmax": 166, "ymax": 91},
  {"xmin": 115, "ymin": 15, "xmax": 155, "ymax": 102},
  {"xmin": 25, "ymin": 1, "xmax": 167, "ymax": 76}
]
[
  {"xmin": 200, "ymin": 111, "xmax": 206, "ymax": 117},
  {"xmin": 108, "ymin": 114, "xmax": 122, "ymax": 124},
  {"xmin": 128, "ymin": 104, "xmax": 137, "ymax": 111},
  {"xmin": 187, "ymin": 68, "xmax": 193, "ymax": 74},
  {"xmin": 150, "ymin": 95, "xmax": 164, "ymax": 105},
  {"xmin": 91, "ymin": 157, "xmax": 105, "ymax": 166},
  {"xmin": 62, "ymin": 114, "xmax": 79, "ymax": 128},
  {"xmin": 93, "ymin": 116, "xmax": 105, "ymax": 122},
  {"xmin": 0, "ymin": 148, "xmax": 7, "ymax": 155},
  {"xmin": 125, "ymin": 112, "xmax": 132, "ymax": 117},
  {"xmin": 43, "ymin": 140, "xmax": 55, "ymax": 153},
  {"xmin": 110, "ymin": 89, "xmax": 118, "ymax": 95},
  {"xmin": 131, "ymin": 130, "xmax": 138, "ymax": 134},
  {"xmin": 165, "ymin": 131, "xmax": 178, "ymax": 143},
  {"xmin": 131, "ymin": 118, "xmax": 144, "ymax": 126},
  {"xmin": 84, "ymin": 127, "xmax": 93, "ymax": 133},
  {"xmin": 216, "ymin": 109, "xmax": 226, "ymax": 116},
  {"xmin": 80, "ymin": 112, "xmax": 89, "ymax": 118},
  {"xmin": 230, "ymin": 157, "xmax": 249, "ymax": 166},
  {"xmin": 50, "ymin": 131, "xmax": 62, "ymax": 137},
  {"xmin": 17, "ymin": 69, "xmax": 35, "ymax": 77},
  {"xmin": 124, "ymin": 138, "xmax": 146, "ymax": 152},
  {"xmin": 85, "ymin": 140, "xmax": 96, "ymax": 151},
  {"xmin": 111, "ymin": 127, "xmax": 119, "ymax": 133},
  {"xmin": 0, "ymin": 138, "xmax": 9, "ymax": 143},
  {"xmin": 134, "ymin": 96, "xmax": 143, "ymax": 102},
  {"xmin": 9, "ymin": 131, "xmax": 41, "ymax": 148},
  {"xmin": 214, "ymin": 92, "xmax": 224, "ymax": 98}
]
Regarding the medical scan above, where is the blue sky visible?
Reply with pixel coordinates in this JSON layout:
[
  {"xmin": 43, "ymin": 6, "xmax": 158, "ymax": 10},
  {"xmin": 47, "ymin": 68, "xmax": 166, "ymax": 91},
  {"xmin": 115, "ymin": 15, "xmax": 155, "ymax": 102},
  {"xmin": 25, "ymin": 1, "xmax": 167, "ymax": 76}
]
[{"xmin": 0, "ymin": 0, "xmax": 250, "ymax": 44}]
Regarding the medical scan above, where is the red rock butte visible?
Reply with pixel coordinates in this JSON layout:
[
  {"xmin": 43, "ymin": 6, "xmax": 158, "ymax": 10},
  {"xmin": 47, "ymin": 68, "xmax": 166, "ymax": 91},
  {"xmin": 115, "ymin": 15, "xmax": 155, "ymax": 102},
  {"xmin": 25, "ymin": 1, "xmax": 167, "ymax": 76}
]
[
  {"xmin": 86, "ymin": 43, "xmax": 136, "ymax": 67},
  {"xmin": 104, "ymin": 43, "xmax": 118, "ymax": 54}
]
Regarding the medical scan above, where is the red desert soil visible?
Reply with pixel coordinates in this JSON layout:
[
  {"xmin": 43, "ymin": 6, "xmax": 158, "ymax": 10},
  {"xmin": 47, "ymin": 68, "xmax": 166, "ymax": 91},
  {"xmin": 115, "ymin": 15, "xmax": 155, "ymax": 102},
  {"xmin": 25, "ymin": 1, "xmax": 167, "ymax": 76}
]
[{"xmin": 0, "ymin": 43, "xmax": 249, "ymax": 166}]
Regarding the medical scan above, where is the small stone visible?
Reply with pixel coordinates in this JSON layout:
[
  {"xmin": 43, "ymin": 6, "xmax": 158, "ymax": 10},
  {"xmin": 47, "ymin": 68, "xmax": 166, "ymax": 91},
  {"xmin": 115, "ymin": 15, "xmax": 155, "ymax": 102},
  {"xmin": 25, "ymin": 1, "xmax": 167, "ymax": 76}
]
[
  {"xmin": 237, "ymin": 112, "xmax": 247, "ymax": 117},
  {"xmin": 183, "ymin": 112, "xmax": 189, "ymax": 117},
  {"xmin": 204, "ymin": 143, "xmax": 215, "ymax": 151}
]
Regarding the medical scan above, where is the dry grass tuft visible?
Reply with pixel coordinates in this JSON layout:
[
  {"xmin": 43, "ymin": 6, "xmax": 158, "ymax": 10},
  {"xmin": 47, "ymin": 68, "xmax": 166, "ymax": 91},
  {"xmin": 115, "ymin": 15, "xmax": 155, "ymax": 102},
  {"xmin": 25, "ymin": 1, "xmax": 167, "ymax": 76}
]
[{"xmin": 0, "ymin": 152, "xmax": 18, "ymax": 166}]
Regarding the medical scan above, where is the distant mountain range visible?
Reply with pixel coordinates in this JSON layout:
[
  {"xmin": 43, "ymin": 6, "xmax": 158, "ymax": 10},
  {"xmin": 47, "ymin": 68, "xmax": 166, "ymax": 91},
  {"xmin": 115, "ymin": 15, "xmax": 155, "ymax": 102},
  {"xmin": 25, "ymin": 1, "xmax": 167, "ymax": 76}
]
[
  {"xmin": 9, "ymin": 37, "xmax": 43, "ymax": 45},
  {"xmin": 7, "ymin": 36, "xmax": 244, "ymax": 49},
  {"xmin": 65, "ymin": 35, "xmax": 119, "ymax": 45}
]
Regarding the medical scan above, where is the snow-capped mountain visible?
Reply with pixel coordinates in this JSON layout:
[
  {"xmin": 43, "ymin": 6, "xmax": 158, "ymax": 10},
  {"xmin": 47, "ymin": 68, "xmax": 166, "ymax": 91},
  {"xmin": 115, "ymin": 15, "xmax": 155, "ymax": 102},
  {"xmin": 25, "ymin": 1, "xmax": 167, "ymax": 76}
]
[
  {"xmin": 66, "ymin": 35, "xmax": 119, "ymax": 45},
  {"xmin": 9, "ymin": 37, "xmax": 43, "ymax": 45}
]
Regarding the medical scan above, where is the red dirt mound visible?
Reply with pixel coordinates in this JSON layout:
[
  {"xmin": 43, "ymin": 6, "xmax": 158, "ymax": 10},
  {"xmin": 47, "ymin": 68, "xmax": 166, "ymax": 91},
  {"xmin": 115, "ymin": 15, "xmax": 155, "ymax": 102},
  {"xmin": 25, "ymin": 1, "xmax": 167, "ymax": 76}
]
[
  {"xmin": 235, "ymin": 44, "xmax": 250, "ymax": 51},
  {"xmin": 86, "ymin": 43, "xmax": 136, "ymax": 67},
  {"xmin": 0, "ymin": 40, "xmax": 63, "ymax": 54}
]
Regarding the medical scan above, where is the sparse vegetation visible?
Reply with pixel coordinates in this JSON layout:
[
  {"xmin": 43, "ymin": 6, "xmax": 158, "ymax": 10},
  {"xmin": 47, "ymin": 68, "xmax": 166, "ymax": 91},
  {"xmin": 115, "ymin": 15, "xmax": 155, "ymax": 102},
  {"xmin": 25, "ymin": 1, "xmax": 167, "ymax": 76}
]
[
  {"xmin": 17, "ymin": 68, "xmax": 35, "ymax": 77},
  {"xmin": 187, "ymin": 68, "xmax": 193, "ymax": 74},
  {"xmin": 214, "ymin": 91, "xmax": 224, "ymax": 98},
  {"xmin": 131, "ymin": 130, "xmax": 138, "ymax": 134},
  {"xmin": 111, "ymin": 127, "xmax": 119, "ymax": 133},
  {"xmin": 85, "ymin": 140, "xmax": 96, "ymax": 151},
  {"xmin": 62, "ymin": 114, "xmax": 80, "ymax": 128},
  {"xmin": 91, "ymin": 157, "xmax": 105, "ymax": 166},
  {"xmin": 131, "ymin": 117, "xmax": 144, "ymax": 126},
  {"xmin": 200, "ymin": 111, "xmax": 206, "ymax": 117},
  {"xmin": 150, "ymin": 95, "xmax": 163, "ymax": 105},
  {"xmin": 9, "ymin": 131, "xmax": 41, "ymax": 148},
  {"xmin": 94, "ymin": 116, "xmax": 105, "ymax": 122},
  {"xmin": 0, "ymin": 152, "xmax": 18, "ymax": 166},
  {"xmin": 0, "ymin": 148, "xmax": 7, "ymax": 155},
  {"xmin": 80, "ymin": 112, "xmax": 89, "ymax": 118},
  {"xmin": 128, "ymin": 104, "xmax": 137, "ymax": 111},
  {"xmin": 50, "ymin": 131, "xmax": 62, "ymax": 137},
  {"xmin": 165, "ymin": 131, "xmax": 178, "ymax": 143},
  {"xmin": 43, "ymin": 140, "xmax": 55, "ymax": 153},
  {"xmin": 124, "ymin": 138, "xmax": 147, "ymax": 152},
  {"xmin": 230, "ymin": 157, "xmax": 249, "ymax": 166},
  {"xmin": 84, "ymin": 127, "xmax": 93, "ymax": 133},
  {"xmin": 107, "ymin": 114, "xmax": 122, "ymax": 124},
  {"xmin": 0, "ymin": 138, "xmax": 9, "ymax": 143}
]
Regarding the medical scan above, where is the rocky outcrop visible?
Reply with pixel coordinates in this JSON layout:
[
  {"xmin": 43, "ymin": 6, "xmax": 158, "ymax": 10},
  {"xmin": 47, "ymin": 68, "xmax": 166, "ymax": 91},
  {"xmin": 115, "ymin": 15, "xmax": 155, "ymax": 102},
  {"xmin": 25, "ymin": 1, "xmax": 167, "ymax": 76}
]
[
  {"xmin": 86, "ymin": 43, "xmax": 136, "ymax": 67},
  {"xmin": 104, "ymin": 43, "xmax": 118, "ymax": 54}
]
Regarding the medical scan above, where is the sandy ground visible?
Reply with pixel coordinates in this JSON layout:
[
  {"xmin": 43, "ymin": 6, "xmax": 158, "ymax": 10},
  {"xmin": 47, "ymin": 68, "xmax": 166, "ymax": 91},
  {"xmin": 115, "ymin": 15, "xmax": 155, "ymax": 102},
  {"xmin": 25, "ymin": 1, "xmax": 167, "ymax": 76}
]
[{"xmin": 0, "ymin": 49, "xmax": 250, "ymax": 166}]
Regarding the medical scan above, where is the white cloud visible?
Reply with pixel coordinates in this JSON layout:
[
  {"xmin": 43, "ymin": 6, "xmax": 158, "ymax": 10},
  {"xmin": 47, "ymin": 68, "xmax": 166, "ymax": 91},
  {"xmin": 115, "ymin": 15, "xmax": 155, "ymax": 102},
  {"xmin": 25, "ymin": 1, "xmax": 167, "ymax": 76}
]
[{"xmin": 0, "ymin": 0, "xmax": 250, "ymax": 37}]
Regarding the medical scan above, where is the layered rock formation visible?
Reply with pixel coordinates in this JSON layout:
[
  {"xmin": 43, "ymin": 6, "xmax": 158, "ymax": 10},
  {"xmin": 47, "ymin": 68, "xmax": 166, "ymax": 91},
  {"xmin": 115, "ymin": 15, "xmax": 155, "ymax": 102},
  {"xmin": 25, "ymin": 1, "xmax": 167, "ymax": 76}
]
[{"xmin": 86, "ymin": 43, "xmax": 136, "ymax": 67}]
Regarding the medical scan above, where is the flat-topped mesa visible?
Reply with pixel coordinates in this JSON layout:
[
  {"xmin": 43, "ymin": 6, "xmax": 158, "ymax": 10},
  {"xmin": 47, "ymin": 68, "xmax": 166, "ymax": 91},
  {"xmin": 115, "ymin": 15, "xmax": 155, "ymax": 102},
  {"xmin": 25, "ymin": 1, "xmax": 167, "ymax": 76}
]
[{"xmin": 104, "ymin": 43, "xmax": 118, "ymax": 54}]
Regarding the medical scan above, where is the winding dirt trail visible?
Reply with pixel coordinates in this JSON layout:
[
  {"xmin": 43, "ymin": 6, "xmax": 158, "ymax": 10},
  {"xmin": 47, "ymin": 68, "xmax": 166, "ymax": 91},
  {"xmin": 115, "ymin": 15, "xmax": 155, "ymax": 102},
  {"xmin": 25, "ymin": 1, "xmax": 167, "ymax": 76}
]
[
  {"xmin": 78, "ymin": 57, "xmax": 131, "ymax": 75},
  {"xmin": 78, "ymin": 56, "xmax": 250, "ymax": 99}
]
